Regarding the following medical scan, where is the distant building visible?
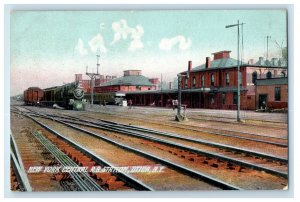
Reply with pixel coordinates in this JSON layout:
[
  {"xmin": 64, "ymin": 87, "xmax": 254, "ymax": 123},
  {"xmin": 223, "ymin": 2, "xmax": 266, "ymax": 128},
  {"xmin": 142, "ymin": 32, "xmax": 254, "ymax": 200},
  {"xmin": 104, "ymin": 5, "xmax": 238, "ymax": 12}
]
[
  {"xmin": 94, "ymin": 70, "xmax": 158, "ymax": 93},
  {"xmin": 75, "ymin": 73, "xmax": 116, "ymax": 93}
]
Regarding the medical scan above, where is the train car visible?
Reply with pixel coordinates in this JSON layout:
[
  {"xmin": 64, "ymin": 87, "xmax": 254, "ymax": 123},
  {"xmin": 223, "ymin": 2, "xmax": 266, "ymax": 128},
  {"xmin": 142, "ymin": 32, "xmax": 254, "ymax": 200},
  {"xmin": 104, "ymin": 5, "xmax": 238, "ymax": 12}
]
[
  {"xmin": 23, "ymin": 87, "xmax": 44, "ymax": 106},
  {"xmin": 85, "ymin": 92, "xmax": 126, "ymax": 105},
  {"xmin": 41, "ymin": 82, "xmax": 86, "ymax": 110}
]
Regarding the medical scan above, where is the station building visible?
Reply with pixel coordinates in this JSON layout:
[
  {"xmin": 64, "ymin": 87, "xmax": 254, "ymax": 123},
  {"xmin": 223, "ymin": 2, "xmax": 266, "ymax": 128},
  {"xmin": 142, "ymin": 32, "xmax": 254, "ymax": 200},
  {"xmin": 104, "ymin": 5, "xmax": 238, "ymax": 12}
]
[
  {"xmin": 94, "ymin": 70, "xmax": 158, "ymax": 93},
  {"xmin": 180, "ymin": 50, "xmax": 287, "ymax": 110},
  {"xmin": 126, "ymin": 50, "xmax": 288, "ymax": 110}
]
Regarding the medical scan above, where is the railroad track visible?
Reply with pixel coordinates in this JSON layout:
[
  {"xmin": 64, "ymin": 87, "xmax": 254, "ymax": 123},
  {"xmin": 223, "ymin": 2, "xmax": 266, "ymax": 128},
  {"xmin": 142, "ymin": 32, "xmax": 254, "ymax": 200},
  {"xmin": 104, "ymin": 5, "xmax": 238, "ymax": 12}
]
[
  {"xmin": 18, "ymin": 108, "xmax": 288, "ymax": 189},
  {"xmin": 12, "ymin": 107, "xmax": 289, "ymax": 189},
  {"xmin": 77, "ymin": 109, "xmax": 288, "ymax": 145},
  {"xmin": 84, "ymin": 106, "xmax": 287, "ymax": 129},
  {"xmin": 13, "ymin": 105, "xmax": 287, "ymax": 144},
  {"xmin": 10, "ymin": 133, "xmax": 32, "ymax": 192},
  {"xmin": 12, "ymin": 109, "xmax": 242, "ymax": 190},
  {"xmin": 11, "ymin": 110, "xmax": 154, "ymax": 191},
  {"xmin": 47, "ymin": 115, "xmax": 288, "ymax": 177},
  {"xmin": 18, "ymin": 109, "xmax": 288, "ymax": 179}
]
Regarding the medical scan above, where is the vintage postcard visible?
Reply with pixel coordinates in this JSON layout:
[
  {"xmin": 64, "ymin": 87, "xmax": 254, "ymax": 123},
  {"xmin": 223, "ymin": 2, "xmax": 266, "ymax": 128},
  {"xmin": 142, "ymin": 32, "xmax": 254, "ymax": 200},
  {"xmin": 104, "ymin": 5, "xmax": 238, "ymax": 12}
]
[{"xmin": 10, "ymin": 10, "xmax": 288, "ymax": 192}]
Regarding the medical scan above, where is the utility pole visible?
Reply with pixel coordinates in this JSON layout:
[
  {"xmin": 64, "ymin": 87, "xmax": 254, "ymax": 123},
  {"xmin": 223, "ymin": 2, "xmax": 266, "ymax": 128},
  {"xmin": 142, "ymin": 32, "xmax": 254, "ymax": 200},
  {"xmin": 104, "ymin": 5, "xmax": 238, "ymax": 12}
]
[
  {"xmin": 86, "ymin": 55, "xmax": 100, "ymax": 107},
  {"xmin": 266, "ymin": 35, "xmax": 271, "ymax": 60},
  {"xmin": 226, "ymin": 20, "xmax": 245, "ymax": 122},
  {"xmin": 176, "ymin": 72, "xmax": 189, "ymax": 122},
  {"xmin": 161, "ymin": 73, "xmax": 163, "ymax": 91}
]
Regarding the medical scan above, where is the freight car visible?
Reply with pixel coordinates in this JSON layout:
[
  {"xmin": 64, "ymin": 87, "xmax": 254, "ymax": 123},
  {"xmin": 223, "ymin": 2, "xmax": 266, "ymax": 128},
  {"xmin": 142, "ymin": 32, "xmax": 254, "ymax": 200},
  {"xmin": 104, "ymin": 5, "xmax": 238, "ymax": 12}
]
[
  {"xmin": 85, "ymin": 92, "xmax": 126, "ymax": 105},
  {"xmin": 23, "ymin": 87, "xmax": 44, "ymax": 106},
  {"xmin": 40, "ymin": 82, "xmax": 86, "ymax": 110}
]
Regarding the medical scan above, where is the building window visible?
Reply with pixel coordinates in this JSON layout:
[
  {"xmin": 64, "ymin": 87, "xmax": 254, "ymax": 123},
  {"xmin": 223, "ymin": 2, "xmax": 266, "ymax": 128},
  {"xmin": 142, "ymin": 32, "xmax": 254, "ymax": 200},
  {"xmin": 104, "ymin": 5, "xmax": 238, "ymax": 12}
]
[
  {"xmin": 185, "ymin": 78, "xmax": 188, "ymax": 88},
  {"xmin": 211, "ymin": 74, "xmax": 215, "ymax": 86},
  {"xmin": 233, "ymin": 92, "xmax": 237, "ymax": 105},
  {"xmin": 281, "ymin": 71, "xmax": 286, "ymax": 77},
  {"xmin": 192, "ymin": 77, "xmax": 196, "ymax": 87},
  {"xmin": 266, "ymin": 71, "xmax": 272, "ymax": 79},
  {"xmin": 275, "ymin": 87, "xmax": 281, "ymax": 101},
  {"xmin": 201, "ymin": 75, "xmax": 205, "ymax": 87},
  {"xmin": 252, "ymin": 71, "xmax": 258, "ymax": 83},
  {"xmin": 222, "ymin": 93, "xmax": 226, "ymax": 104},
  {"xmin": 226, "ymin": 73, "xmax": 230, "ymax": 86}
]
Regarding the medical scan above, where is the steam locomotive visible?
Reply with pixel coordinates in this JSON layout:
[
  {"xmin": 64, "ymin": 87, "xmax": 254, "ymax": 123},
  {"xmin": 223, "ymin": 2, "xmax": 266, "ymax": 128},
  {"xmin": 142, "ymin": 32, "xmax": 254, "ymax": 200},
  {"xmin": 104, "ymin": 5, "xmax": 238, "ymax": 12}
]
[{"xmin": 24, "ymin": 82, "xmax": 86, "ymax": 111}]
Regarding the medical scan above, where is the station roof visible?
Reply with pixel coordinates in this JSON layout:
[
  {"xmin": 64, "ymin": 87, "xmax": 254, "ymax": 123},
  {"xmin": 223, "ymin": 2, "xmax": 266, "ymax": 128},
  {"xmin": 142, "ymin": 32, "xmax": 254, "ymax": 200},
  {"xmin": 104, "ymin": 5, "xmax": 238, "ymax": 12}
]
[
  {"xmin": 185, "ymin": 58, "xmax": 287, "ymax": 74},
  {"xmin": 256, "ymin": 77, "xmax": 288, "ymax": 86},
  {"xmin": 191, "ymin": 58, "xmax": 246, "ymax": 72},
  {"xmin": 99, "ymin": 75, "xmax": 154, "ymax": 87}
]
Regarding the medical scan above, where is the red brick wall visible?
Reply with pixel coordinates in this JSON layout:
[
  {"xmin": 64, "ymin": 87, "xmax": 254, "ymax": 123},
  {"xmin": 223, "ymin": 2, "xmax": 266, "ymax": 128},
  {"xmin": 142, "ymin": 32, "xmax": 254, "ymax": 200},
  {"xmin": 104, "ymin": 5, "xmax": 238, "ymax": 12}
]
[{"xmin": 256, "ymin": 84, "xmax": 288, "ymax": 109}]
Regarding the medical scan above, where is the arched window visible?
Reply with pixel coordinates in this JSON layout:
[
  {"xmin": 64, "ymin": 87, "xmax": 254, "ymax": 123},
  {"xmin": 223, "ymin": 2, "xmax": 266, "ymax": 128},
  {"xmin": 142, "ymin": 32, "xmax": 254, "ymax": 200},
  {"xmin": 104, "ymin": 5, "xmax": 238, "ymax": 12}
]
[
  {"xmin": 252, "ymin": 71, "xmax": 258, "ymax": 83},
  {"xmin": 201, "ymin": 75, "xmax": 205, "ymax": 87},
  {"xmin": 266, "ymin": 71, "xmax": 272, "ymax": 79},
  {"xmin": 185, "ymin": 78, "xmax": 188, "ymax": 88},
  {"xmin": 226, "ymin": 73, "xmax": 230, "ymax": 86},
  {"xmin": 192, "ymin": 77, "xmax": 196, "ymax": 87},
  {"xmin": 211, "ymin": 74, "xmax": 215, "ymax": 86},
  {"xmin": 281, "ymin": 71, "xmax": 286, "ymax": 77}
]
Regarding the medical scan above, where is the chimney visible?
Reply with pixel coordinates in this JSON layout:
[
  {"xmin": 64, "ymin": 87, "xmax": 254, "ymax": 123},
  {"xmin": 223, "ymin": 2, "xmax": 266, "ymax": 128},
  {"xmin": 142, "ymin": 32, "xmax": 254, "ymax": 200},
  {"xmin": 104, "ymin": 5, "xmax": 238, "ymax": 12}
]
[
  {"xmin": 75, "ymin": 74, "xmax": 82, "ymax": 82},
  {"xmin": 271, "ymin": 58, "xmax": 278, "ymax": 66},
  {"xmin": 169, "ymin": 82, "xmax": 172, "ymax": 89},
  {"xmin": 188, "ymin": 61, "xmax": 192, "ymax": 72},
  {"xmin": 205, "ymin": 57, "xmax": 211, "ymax": 68},
  {"xmin": 259, "ymin": 57, "xmax": 264, "ymax": 65}
]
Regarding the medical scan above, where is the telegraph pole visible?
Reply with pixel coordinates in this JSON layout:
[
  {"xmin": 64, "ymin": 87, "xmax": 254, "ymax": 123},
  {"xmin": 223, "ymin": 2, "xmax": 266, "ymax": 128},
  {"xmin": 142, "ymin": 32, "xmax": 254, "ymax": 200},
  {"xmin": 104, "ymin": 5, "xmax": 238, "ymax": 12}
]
[
  {"xmin": 86, "ymin": 55, "xmax": 100, "ymax": 107},
  {"xmin": 176, "ymin": 72, "xmax": 189, "ymax": 122},
  {"xmin": 266, "ymin": 35, "xmax": 271, "ymax": 60},
  {"xmin": 226, "ymin": 20, "xmax": 245, "ymax": 122}
]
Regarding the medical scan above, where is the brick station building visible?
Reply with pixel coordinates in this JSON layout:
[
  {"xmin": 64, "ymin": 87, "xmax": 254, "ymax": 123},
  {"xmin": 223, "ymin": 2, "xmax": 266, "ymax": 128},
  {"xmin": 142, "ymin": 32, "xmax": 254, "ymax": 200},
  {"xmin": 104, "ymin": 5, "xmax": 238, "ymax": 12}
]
[
  {"xmin": 180, "ymin": 50, "xmax": 287, "ymax": 110},
  {"xmin": 94, "ymin": 70, "xmax": 158, "ymax": 93},
  {"xmin": 126, "ymin": 50, "xmax": 288, "ymax": 110}
]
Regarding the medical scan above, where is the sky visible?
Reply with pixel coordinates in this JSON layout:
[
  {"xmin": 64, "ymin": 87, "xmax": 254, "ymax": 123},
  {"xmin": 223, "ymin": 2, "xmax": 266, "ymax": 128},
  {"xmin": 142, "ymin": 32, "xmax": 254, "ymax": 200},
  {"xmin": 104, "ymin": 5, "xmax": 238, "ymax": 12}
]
[{"xmin": 10, "ymin": 10, "xmax": 287, "ymax": 96}]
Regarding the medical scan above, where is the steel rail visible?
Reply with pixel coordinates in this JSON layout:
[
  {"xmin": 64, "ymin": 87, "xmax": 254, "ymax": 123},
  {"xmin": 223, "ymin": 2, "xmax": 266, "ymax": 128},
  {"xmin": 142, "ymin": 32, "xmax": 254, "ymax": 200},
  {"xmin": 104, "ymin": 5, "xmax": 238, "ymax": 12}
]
[
  {"xmin": 40, "ymin": 112, "xmax": 288, "ymax": 162},
  {"xmin": 20, "ymin": 111, "xmax": 288, "ymax": 179},
  {"xmin": 27, "ymin": 111, "xmax": 288, "ymax": 160},
  {"xmin": 24, "ymin": 114, "xmax": 154, "ymax": 191},
  {"xmin": 18, "ymin": 106, "xmax": 288, "ymax": 140},
  {"xmin": 31, "ymin": 131, "xmax": 104, "ymax": 191},
  {"xmin": 24, "ymin": 112, "xmax": 242, "ymax": 190},
  {"xmin": 60, "ymin": 118, "xmax": 288, "ymax": 179},
  {"xmin": 10, "ymin": 133, "xmax": 32, "ymax": 191},
  {"xmin": 98, "ymin": 118, "xmax": 288, "ymax": 145},
  {"xmin": 10, "ymin": 151, "xmax": 32, "ymax": 192}
]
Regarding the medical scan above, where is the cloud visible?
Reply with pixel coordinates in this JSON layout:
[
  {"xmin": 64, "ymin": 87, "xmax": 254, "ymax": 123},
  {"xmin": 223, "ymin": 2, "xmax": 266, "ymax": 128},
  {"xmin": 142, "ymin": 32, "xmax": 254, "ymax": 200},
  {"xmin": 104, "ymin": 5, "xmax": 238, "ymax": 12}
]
[
  {"xmin": 111, "ymin": 19, "xmax": 144, "ymax": 51},
  {"xmin": 159, "ymin": 35, "xmax": 192, "ymax": 51},
  {"xmin": 75, "ymin": 38, "xmax": 88, "ymax": 55},
  {"xmin": 100, "ymin": 22, "xmax": 105, "ymax": 30},
  {"xmin": 88, "ymin": 34, "xmax": 108, "ymax": 53}
]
